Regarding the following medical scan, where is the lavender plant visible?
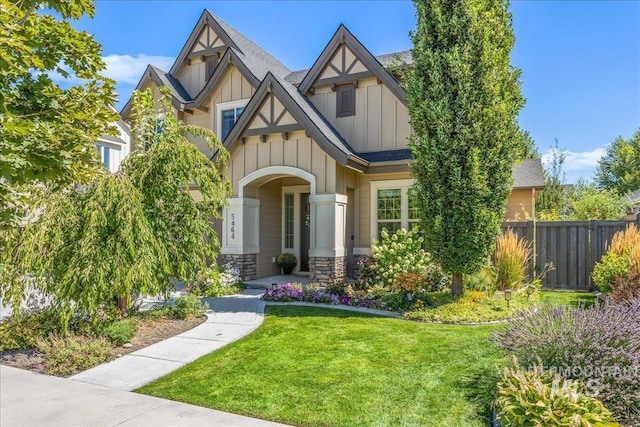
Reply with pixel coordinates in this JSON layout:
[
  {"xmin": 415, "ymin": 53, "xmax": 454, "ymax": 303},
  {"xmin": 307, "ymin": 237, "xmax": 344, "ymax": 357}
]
[{"xmin": 491, "ymin": 300, "xmax": 640, "ymax": 425}]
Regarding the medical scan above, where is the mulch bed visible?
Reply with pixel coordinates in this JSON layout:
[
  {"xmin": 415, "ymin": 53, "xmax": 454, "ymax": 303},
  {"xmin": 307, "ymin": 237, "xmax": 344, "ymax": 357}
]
[{"xmin": 0, "ymin": 316, "xmax": 206, "ymax": 375}]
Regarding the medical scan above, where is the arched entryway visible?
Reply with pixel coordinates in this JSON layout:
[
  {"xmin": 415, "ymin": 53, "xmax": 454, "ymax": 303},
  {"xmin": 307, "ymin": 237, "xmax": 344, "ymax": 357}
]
[{"xmin": 220, "ymin": 166, "xmax": 348, "ymax": 282}]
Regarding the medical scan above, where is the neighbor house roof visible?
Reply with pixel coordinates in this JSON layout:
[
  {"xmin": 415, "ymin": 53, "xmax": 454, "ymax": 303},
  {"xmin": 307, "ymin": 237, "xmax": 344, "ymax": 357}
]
[{"xmin": 512, "ymin": 158, "xmax": 545, "ymax": 189}]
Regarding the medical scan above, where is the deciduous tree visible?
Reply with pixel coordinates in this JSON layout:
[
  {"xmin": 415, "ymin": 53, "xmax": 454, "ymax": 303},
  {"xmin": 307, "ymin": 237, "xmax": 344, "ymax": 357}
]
[
  {"xmin": 0, "ymin": 88, "xmax": 230, "ymax": 330},
  {"xmin": 595, "ymin": 129, "xmax": 640, "ymax": 196},
  {"xmin": 407, "ymin": 0, "xmax": 524, "ymax": 296},
  {"xmin": 0, "ymin": 0, "xmax": 117, "ymax": 230}
]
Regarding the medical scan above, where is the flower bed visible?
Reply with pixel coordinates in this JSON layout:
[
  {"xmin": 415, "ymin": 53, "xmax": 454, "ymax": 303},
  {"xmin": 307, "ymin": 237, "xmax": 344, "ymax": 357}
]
[{"xmin": 261, "ymin": 284, "xmax": 380, "ymax": 309}]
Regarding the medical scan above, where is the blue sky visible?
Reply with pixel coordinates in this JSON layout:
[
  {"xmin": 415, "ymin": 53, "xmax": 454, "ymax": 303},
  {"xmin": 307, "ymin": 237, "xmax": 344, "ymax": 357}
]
[{"xmin": 72, "ymin": 1, "xmax": 639, "ymax": 183}]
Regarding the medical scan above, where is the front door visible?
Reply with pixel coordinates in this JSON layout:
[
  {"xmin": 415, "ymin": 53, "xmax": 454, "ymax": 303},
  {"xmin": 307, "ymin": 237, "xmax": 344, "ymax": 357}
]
[{"xmin": 300, "ymin": 193, "xmax": 310, "ymax": 271}]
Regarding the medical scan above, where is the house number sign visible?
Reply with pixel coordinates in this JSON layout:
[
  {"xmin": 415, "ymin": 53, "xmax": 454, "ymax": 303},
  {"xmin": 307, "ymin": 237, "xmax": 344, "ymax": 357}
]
[{"xmin": 230, "ymin": 213, "xmax": 235, "ymax": 240}]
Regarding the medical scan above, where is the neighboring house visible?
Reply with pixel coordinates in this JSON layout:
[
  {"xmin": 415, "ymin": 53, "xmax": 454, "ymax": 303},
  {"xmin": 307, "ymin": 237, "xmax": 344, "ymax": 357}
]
[
  {"xmin": 121, "ymin": 10, "xmax": 544, "ymax": 282},
  {"xmin": 96, "ymin": 119, "xmax": 131, "ymax": 173},
  {"xmin": 505, "ymin": 159, "xmax": 545, "ymax": 220}
]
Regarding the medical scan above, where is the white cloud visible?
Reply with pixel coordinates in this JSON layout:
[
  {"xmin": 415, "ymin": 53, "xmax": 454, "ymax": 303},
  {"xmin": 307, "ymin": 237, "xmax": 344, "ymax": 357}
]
[
  {"xmin": 541, "ymin": 147, "xmax": 606, "ymax": 172},
  {"xmin": 541, "ymin": 146, "xmax": 607, "ymax": 182},
  {"xmin": 44, "ymin": 54, "xmax": 175, "ymax": 86},
  {"xmin": 103, "ymin": 54, "xmax": 175, "ymax": 84}
]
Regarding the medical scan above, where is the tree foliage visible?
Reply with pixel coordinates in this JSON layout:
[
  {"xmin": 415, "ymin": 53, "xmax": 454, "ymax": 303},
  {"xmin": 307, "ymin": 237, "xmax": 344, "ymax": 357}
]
[
  {"xmin": 536, "ymin": 139, "xmax": 569, "ymax": 220},
  {"xmin": 0, "ymin": 0, "xmax": 118, "ymax": 229},
  {"xmin": 570, "ymin": 180, "xmax": 629, "ymax": 220},
  {"xmin": 0, "ymin": 88, "xmax": 231, "ymax": 330},
  {"xmin": 595, "ymin": 128, "xmax": 640, "ymax": 196},
  {"xmin": 407, "ymin": 0, "xmax": 524, "ymax": 296}
]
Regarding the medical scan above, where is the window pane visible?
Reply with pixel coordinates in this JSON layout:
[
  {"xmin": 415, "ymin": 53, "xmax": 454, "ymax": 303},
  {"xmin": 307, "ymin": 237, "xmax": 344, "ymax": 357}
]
[
  {"xmin": 377, "ymin": 189, "xmax": 401, "ymax": 220},
  {"xmin": 221, "ymin": 109, "xmax": 236, "ymax": 140},
  {"xmin": 284, "ymin": 193, "xmax": 294, "ymax": 249}
]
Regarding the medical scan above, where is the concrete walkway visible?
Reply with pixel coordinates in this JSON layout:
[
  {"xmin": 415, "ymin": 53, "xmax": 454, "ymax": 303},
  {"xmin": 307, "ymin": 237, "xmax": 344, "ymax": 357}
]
[
  {"xmin": 71, "ymin": 289, "xmax": 265, "ymax": 391},
  {"xmin": 1, "ymin": 365, "xmax": 287, "ymax": 427}
]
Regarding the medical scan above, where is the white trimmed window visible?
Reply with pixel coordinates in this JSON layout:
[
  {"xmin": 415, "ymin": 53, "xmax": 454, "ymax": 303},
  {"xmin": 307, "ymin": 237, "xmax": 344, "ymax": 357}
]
[
  {"xmin": 97, "ymin": 144, "xmax": 111, "ymax": 171},
  {"xmin": 371, "ymin": 179, "xmax": 419, "ymax": 240},
  {"xmin": 217, "ymin": 99, "xmax": 249, "ymax": 140}
]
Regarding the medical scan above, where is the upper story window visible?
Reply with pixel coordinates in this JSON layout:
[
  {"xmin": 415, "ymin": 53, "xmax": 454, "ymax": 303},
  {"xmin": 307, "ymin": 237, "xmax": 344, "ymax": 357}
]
[
  {"xmin": 336, "ymin": 84, "xmax": 355, "ymax": 117},
  {"xmin": 217, "ymin": 99, "xmax": 249, "ymax": 141}
]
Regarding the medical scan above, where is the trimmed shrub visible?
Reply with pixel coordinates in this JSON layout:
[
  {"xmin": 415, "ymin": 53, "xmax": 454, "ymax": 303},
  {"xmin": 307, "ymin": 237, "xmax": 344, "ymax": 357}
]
[
  {"xmin": 491, "ymin": 301, "xmax": 640, "ymax": 425},
  {"xmin": 36, "ymin": 334, "xmax": 113, "ymax": 376},
  {"xmin": 496, "ymin": 359, "xmax": 617, "ymax": 427},
  {"xmin": 494, "ymin": 230, "xmax": 532, "ymax": 290},
  {"xmin": 593, "ymin": 225, "xmax": 640, "ymax": 293},
  {"xmin": 172, "ymin": 294, "xmax": 208, "ymax": 320},
  {"xmin": 102, "ymin": 319, "xmax": 137, "ymax": 346},
  {"xmin": 592, "ymin": 252, "xmax": 630, "ymax": 293}
]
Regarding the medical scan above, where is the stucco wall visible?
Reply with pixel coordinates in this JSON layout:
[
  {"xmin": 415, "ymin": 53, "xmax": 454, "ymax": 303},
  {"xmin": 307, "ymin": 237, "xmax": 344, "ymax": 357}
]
[{"xmin": 505, "ymin": 188, "xmax": 536, "ymax": 220}]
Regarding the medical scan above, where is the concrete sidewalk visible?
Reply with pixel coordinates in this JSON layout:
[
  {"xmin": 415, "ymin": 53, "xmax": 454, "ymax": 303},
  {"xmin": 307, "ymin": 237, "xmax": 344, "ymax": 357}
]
[
  {"xmin": 71, "ymin": 289, "xmax": 266, "ymax": 391},
  {"xmin": 1, "ymin": 365, "xmax": 287, "ymax": 427}
]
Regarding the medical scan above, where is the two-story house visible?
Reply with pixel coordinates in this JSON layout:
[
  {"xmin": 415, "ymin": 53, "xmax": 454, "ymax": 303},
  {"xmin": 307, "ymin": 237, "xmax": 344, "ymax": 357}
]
[{"xmin": 122, "ymin": 10, "xmax": 544, "ymax": 282}]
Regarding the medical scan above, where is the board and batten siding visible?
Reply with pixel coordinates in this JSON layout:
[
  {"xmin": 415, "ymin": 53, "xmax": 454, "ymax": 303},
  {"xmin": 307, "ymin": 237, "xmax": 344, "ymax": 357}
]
[
  {"xmin": 182, "ymin": 66, "xmax": 254, "ymax": 157},
  {"xmin": 229, "ymin": 130, "xmax": 337, "ymax": 197},
  {"xmin": 175, "ymin": 60, "xmax": 206, "ymax": 99},
  {"xmin": 309, "ymin": 77, "xmax": 411, "ymax": 153}
]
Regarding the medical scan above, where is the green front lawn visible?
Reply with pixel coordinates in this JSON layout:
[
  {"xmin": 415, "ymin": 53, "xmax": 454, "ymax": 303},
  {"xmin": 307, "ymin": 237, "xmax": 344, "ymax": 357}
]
[
  {"xmin": 138, "ymin": 306, "xmax": 503, "ymax": 427},
  {"xmin": 540, "ymin": 290, "xmax": 595, "ymax": 307}
]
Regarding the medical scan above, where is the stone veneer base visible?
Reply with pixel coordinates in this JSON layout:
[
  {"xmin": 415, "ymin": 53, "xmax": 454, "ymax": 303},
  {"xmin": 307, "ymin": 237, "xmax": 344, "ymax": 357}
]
[
  {"xmin": 309, "ymin": 256, "xmax": 345, "ymax": 283},
  {"xmin": 220, "ymin": 253, "xmax": 257, "ymax": 281}
]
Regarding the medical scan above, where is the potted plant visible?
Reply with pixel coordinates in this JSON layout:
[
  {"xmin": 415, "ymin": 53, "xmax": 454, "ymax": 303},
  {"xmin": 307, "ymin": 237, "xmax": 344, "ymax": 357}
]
[{"xmin": 277, "ymin": 253, "xmax": 297, "ymax": 274}]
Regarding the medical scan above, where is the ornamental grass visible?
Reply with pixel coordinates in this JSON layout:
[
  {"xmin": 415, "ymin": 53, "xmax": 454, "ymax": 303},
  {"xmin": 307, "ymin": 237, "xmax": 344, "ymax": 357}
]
[{"xmin": 494, "ymin": 229, "xmax": 532, "ymax": 290}]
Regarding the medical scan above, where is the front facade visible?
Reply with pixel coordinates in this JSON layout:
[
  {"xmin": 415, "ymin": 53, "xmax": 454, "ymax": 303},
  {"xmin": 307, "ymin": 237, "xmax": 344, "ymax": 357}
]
[{"xmin": 123, "ymin": 10, "xmax": 543, "ymax": 282}]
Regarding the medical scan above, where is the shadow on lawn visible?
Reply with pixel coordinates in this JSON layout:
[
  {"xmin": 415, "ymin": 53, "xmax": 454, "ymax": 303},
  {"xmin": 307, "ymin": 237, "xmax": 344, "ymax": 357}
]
[{"xmin": 455, "ymin": 365, "xmax": 501, "ymax": 425}]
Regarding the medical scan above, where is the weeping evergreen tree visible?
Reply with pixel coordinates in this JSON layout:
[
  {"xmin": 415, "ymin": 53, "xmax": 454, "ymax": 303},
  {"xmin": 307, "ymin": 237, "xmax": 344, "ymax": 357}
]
[
  {"xmin": 0, "ymin": 87, "xmax": 230, "ymax": 329},
  {"xmin": 407, "ymin": 0, "xmax": 524, "ymax": 296}
]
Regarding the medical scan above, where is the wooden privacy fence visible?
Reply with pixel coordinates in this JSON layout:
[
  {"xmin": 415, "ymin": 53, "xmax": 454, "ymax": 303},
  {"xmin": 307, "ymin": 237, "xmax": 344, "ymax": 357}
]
[{"xmin": 501, "ymin": 215, "xmax": 640, "ymax": 290}]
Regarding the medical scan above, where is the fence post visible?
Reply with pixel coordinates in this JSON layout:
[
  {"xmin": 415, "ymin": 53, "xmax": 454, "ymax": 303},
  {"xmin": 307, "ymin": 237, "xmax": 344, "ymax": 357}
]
[
  {"xmin": 527, "ymin": 220, "xmax": 535, "ymax": 280},
  {"xmin": 588, "ymin": 220, "xmax": 599, "ymax": 290}
]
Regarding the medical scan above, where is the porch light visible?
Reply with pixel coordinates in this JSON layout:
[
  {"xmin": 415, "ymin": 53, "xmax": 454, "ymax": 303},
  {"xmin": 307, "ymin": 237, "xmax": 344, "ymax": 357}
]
[{"xmin": 504, "ymin": 289, "xmax": 512, "ymax": 308}]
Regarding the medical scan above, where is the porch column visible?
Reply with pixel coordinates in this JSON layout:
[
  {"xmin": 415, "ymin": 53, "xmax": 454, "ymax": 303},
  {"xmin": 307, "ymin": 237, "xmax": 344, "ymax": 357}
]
[
  {"xmin": 309, "ymin": 194, "xmax": 348, "ymax": 282},
  {"xmin": 220, "ymin": 197, "xmax": 260, "ymax": 280}
]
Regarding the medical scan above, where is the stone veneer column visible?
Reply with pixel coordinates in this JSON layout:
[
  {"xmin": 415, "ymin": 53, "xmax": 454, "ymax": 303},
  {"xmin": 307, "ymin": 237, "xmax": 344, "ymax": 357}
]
[
  {"xmin": 220, "ymin": 254, "xmax": 257, "ymax": 281},
  {"xmin": 309, "ymin": 256, "xmax": 346, "ymax": 283},
  {"xmin": 220, "ymin": 198, "xmax": 260, "ymax": 281},
  {"xmin": 308, "ymin": 194, "xmax": 348, "ymax": 283}
]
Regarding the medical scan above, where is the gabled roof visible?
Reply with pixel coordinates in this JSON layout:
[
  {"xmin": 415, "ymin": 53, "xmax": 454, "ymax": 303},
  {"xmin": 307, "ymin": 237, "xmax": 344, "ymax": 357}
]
[
  {"xmin": 512, "ymin": 158, "xmax": 545, "ymax": 189},
  {"xmin": 170, "ymin": 10, "xmax": 290, "ymax": 79},
  {"xmin": 120, "ymin": 65, "xmax": 191, "ymax": 118},
  {"xmin": 286, "ymin": 50, "xmax": 413, "ymax": 86},
  {"xmin": 187, "ymin": 48, "xmax": 260, "ymax": 110},
  {"xmin": 223, "ymin": 73, "xmax": 368, "ymax": 172},
  {"xmin": 298, "ymin": 25, "xmax": 406, "ymax": 106}
]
